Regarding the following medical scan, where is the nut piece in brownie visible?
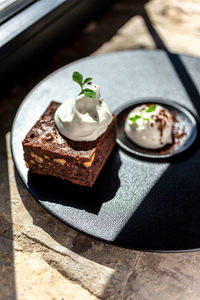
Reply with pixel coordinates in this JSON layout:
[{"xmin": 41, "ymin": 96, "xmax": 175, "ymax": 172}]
[{"xmin": 22, "ymin": 101, "xmax": 117, "ymax": 187}]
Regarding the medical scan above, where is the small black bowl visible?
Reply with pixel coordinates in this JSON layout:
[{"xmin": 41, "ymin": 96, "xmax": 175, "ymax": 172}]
[{"xmin": 114, "ymin": 98, "xmax": 198, "ymax": 160}]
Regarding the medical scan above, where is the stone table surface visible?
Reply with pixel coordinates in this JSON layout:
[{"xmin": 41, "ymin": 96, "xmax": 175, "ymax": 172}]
[{"xmin": 1, "ymin": 0, "xmax": 200, "ymax": 299}]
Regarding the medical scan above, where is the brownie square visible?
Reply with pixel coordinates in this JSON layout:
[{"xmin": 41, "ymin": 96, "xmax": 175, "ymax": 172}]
[{"xmin": 22, "ymin": 101, "xmax": 117, "ymax": 187}]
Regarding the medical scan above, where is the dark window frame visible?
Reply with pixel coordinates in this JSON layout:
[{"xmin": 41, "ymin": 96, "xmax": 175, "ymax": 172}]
[
  {"xmin": 0, "ymin": 0, "xmax": 83, "ymax": 61},
  {"xmin": 0, "ymin": 0, "xmax": 115, "ymax": 92}
]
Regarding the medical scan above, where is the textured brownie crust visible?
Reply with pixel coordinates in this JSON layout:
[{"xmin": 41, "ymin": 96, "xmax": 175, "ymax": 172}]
[{"xmin": 22, "ymin": 101, "xmax": 117, "ymax": 187}]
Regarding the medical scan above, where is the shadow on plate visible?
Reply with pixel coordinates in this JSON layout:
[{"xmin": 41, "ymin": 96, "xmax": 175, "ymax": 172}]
[
  {"xmin": 27, "ymin": 147, "xmax": 121, "ymax": 215},
  {"xmin": 115, "ymin": 144, "xmax": 200, "ymax": 251}
]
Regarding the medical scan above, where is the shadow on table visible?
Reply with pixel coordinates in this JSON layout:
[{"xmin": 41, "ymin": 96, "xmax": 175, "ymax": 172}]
[
  {"xmin": 0, "ymin": 52, "xmax": 43, "ymax": 297},
  {"xmin": 142, "ymin": 8, "xmax": 200, "ymax": 115},
  {"xmin": 42, "ymin": 0, "xmax": 151, "ymax": 75},
  {"xmin": 0, "ymin": 135, "xmax": 16, "ymax": 299},
  {"xmin": 0, "ymin": 129, "xmax": 17, "ymax": 296}
]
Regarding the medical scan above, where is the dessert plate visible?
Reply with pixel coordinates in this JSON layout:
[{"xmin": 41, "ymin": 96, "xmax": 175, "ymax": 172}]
[
  {"xmin": 11, "ymin": 50, "xmax": 200, "ymax": 251},
  {"xmin": 115, "ymin": 98, "xmax": 198, "ymax": 160}
]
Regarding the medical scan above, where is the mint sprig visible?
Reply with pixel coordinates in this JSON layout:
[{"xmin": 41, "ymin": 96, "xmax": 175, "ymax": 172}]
[
  {"xmin": 146, "ymin": 104, "xmax": 157, "ymax": 113},
  {"xmin": 73, "ymin": 71, "xmax": 83, "ymax": 86},
  {"xmin": 72, "ymin": 72, "xmax": 96, "ymax": 98},
  {"xmin": 130, "ymin": 115, "xmax": 142, "ymax": 123},
  {"xmin": 84, "ymin": 77, "xmax": 92, "ymax": 84},
  {"xmin": 84, "ymin": 88, "xmax": 96, "ymax": 98}
]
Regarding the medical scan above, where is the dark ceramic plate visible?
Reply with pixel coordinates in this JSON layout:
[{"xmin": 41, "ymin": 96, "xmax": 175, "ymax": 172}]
[
  {"xmin": 11, "ymin": 50, "xmax": 200, "ymax": 251},
  {"xmin": 115, "ymin": 98, "xmax": 198, "ymax": 160}
]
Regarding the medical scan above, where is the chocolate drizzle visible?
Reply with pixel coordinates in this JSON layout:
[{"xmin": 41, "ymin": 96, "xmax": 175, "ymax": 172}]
[
  {"xmin": 151, "ymin": 108, "xmax": 170, "ymax": 145},
  {"xmin": 173, "ymin": 112, "xmax": 186, "ymax": 144},
  {"xmin": 159, "ymin": 112, "xmax": 187, "ymax": 154}
]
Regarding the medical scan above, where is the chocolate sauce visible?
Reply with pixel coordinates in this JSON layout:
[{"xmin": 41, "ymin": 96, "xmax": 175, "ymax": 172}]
[{"xmin": 159, "ymin": 112, "xmax": 186, "ymax": 154}]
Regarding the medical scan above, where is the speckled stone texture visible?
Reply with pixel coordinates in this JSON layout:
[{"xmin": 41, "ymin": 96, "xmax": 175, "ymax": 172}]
[{"xmin": 1, "ymin": 0, "xmax": 200, "ymax": 299}]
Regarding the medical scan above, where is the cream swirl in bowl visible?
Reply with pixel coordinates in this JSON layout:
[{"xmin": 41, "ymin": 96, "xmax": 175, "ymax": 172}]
[
  {"xmin": 54, "ymin": 83, "xmax": 113, "ymax": 141},
  {"xmin": 125, "ymin": 104, "xmax": 173, "ymax": 149}
]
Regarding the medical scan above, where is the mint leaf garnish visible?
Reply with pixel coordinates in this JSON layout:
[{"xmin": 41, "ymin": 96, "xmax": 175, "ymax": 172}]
[
  {"xmin": 130, "ymin": 115, "xmax": 142, "ymax": 123},
  {"xmin": 84, "ymin": 89, "xmax": 96, "ymax": 98},
  {"xmin": 84, "ymin": 77, "xmax": 92, "ymax": 84},
  {"xmin": 73, "ymin": 72, "xmax": 83, "ymax": 86},
  {"xmin": 72, "ymin": 72, "xmax": 96, "ymax": 98},
  {"xmin": 146, "ymin": 104, "xmax": 157, "ymax": 113},
  {"xmin": 143, "ymin": 117, "xmax": 149, "ymax": 121}
]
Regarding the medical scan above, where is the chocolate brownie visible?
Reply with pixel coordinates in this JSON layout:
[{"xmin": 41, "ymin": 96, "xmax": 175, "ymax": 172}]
[{"xmin": 22, "ymin": 101, "xmax": 117, "ymax": 187}]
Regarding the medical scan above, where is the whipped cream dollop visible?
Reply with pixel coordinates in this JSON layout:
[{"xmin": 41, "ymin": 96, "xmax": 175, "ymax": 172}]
[
  {"xmin": 54, "ymin": 83, "xmax": 113, "ymax": 141},
  {"xmin": 125, "ymin": 104, "xmax": 173, "ymax": 149}
]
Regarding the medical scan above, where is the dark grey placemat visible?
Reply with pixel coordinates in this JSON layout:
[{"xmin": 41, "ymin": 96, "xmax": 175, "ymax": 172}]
[{"xmin": 12, "ymin": 50, "xmax": 200, "ymax": 251}]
